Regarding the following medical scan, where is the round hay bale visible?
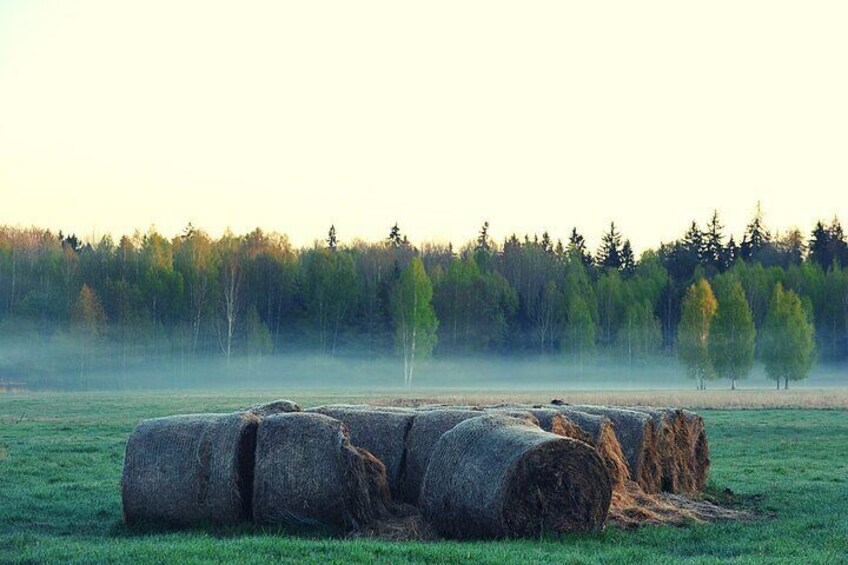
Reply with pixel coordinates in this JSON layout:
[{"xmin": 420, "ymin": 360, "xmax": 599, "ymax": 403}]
[
  {"xmin": 564, "ymin": 405, "xmax": 662, "ymax": 493},
  {"xmin": 121, "ymin": 412, "xmax": 259, "ymax": 527},
  {"xmin": 307, "ymin": 406, "xmax": 415, "ymax": 497},
  {"xmin": 252, "ymin": 413, "xmax": 386, "ymax": 531},
  {"xmin": 242, "ymin": 399, "xmax": 301, "ymax": 417},
  {"xmin": 420, "ymin": 414, "xmax": 612, "ymax": 539},
  {"xmin": 399, "ymin": 409, "xmax": 537, "ymax": 504},
  {"xmin": 553, "ymin": 413, "xmax": 629, "ymax": 492},
  {"xmin": 681, "ymin": 410, "xmax": 710, "ymax": 491},
  {"xmin": 621, "ymin": 407, "xmax": 692, "ymax": 493}
]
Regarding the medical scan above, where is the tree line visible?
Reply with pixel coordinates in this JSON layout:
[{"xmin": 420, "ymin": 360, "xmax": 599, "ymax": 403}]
[{"xmin": 0, "ymin": 206, "xmax": 846, "ymax": 387}]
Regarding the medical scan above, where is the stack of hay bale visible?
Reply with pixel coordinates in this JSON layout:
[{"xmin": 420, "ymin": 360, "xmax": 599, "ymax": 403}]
[{"xmin": 121, "ymin": 398, "xmax": 711, "ymax": 538}]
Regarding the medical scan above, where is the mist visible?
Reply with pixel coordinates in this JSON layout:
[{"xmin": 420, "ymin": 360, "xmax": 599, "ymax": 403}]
[{"xmin": 2, "ymin": 328, "xmax": 845, "ymax": 392}]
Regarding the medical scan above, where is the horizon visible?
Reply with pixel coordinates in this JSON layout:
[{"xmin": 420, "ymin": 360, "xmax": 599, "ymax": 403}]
[{"xmin": 1, "ymin": 204, "xmax": 842, "ymax": 256}]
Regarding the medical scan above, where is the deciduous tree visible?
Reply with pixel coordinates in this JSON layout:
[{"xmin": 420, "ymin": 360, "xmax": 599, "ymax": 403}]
[{"xmin": 678, "ymin": 279, "xmax": 717, "ymax": 389}]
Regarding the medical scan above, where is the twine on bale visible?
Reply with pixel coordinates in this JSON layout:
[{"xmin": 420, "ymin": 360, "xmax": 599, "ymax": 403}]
[
  {"xmin": 121, "ymin": 412, "xmax": 259, "ymax": 527},
  {"xmin": 420, "ymin": 414, "xmax": 612, "ymax": 539},
  {"xmin": 252, "ymin": 413, "xmax": 387, "ymax": 531}
]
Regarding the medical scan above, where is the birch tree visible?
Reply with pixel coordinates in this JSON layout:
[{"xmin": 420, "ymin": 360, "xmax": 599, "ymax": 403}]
[
  {"xmin": 678, "ymin": 279, "xmax": 718, "ymax": 389},
  {"xmin": 391, "ymin": 257, "xmax": 437, "ymax": 387}
]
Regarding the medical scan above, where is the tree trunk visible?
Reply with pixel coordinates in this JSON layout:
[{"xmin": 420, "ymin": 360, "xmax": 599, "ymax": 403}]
[
  {"xmin": 784, "ymin": 377, "xmax": 789, "ymax": 390},
  {"xmin": 731, "ymin": 378, "xmax": 736, "ymax": 390}
]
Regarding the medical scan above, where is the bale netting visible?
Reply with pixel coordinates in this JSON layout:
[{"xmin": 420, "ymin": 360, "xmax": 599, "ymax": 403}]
[
  {"xmin": 121, "ymin": 412, "xmax": 259, "ymax": 527},
  {"xmin": 420, "ymin": 414, "xmax": 612, "ymax": 539},
  {"xmin": 242, "ymin": 399, "xmax": 301, "ymax": 417},
  {"xmin": 306, "ymin": 406, "xmax": 415, "ymax": 497},
  {"xmin": 563, "ymin": 405, "xmax": 662, "ymax": 493},
  {"xmin": 252, "ymin": 413, "xmax": 387, "ymax": 531},
  {"xmin": 399, "ymin": 409, "xmax": 538, "ymax": 505}
]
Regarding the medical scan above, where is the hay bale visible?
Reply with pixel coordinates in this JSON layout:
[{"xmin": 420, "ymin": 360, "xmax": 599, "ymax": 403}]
[
  {"xmin": 242, "ymin": 399, "xmax": 301, "ymax": 417},
  {"xmin": 399, "ymin": 409, "xmax": 497, "ymax": 504},
  {"xmin": 306, "ymin": 406, "xmax": 415, "ymax": 497},
  {"xmin": 622, "ymin": 407, "xmax": 710, "ymax": 494},
  {"xmin": 621, "ymin": 407, "xmax": 690, "ymax": 493},
  {"xmin": 420, "ymin": 414, "xmax": 611, "ymax": 539},
  {"xmin": 121, "ymin": 412, "xmax": 259, "ymax": 527},
  {"xmin": 399, "ymin": 409, "xmax": 538, "ymax": 504},
  {"xmin": 252, "ymin": 413, "xmax": 386, "ymax": 531},
  {"xmin": 551, "ymin": 413, "xmax": 629, "ymax": 492},
  {"xmin": 479, "ymin": 404, "xmax": 629, "ymax": 490},
  {"xmin": 682, "ymin": 410, "xmax": 710, "ymax": 491},
  {"xmin": 564, "ymin": 405, "xmax": 662, "ymax": 493}
]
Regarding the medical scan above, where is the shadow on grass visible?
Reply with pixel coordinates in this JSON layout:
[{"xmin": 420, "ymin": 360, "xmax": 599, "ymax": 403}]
[
  {"xmin": 108, "ymin": 519, "xmax": 340, "ymax": 540},
  {"xmin": 702, "ymin": 485, "xmax": 767, "ymax": 515}
]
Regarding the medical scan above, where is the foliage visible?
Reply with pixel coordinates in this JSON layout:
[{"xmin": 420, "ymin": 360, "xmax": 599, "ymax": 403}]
[
  {"xmin": 761, "ymin": 283, "xmax": 816, "ymax": 389},
  {"xmin": 678, "ymin": 279, "xmax": 718, "ymax": 389},
  {"xmin": 2, "ymin": 208, "xmax": 848, "ymax": 389},
  {"xmin": 709, "ymin": 279, "xmax": 756, "ymax": 389},
  {"xmin": 391, "ymin": 257, "xmax": 438, "ymax": 386}
]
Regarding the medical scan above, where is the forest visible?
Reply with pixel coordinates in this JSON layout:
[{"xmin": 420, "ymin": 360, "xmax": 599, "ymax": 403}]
[{"xmin": 0, "ymin": 207, "xmax": 845, "ymax": 389}]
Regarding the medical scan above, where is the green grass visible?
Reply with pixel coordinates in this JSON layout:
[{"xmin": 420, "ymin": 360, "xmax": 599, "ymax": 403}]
[{"xmin": 1, "ymin": 392, "xmax": 847, "ymax": 564}]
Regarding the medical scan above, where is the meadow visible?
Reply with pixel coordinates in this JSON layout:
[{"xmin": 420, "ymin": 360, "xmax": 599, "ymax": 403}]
[{"xmin": 1, "ymin": 390, "xmax": 847, "ymax": 564}]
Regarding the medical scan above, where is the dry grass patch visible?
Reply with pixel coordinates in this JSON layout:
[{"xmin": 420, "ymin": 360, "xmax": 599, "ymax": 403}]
[{"xmin": 370, "ymin": 388, "xmax": 848, "ymax": 410}]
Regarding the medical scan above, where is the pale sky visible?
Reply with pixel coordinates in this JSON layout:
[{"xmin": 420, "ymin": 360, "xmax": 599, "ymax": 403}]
[{"xmin": 1, "ymin": 1, "xmax": 846, "ymax": 251}]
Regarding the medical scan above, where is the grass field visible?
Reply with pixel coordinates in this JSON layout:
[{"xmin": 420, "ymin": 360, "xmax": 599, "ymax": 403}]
[{"xmin": 1, "ymin": 391, "xmax": 847, "ymax": 564}]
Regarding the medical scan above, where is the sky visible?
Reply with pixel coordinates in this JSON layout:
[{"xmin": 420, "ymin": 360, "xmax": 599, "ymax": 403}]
[{"xmin": 1, "ymin": 1, "xmax": 846, "ymax": 252}]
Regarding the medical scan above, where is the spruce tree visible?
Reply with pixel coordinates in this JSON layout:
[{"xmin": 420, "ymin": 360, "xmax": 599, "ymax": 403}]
[
  {"xmin": 568, "ymin": 227, "xmax": 593, "ymax": 268},
  {"xmin": 327, "ymin": 225, "xmax": 338, "ymax": 250},
  {"xmin": 741, "ymin": 203, "xmax": 771, "ymax": 261},
  {"xmin": 703, "ymin": 211, "xmax": 725, "ymax": 272},
  {"xmin": 597, "ymin": 222, "xmax": 623, "ymax": 270},
  {"xmin": 620, "ymin": 240, "xmax": 636, "ymax": 276}
]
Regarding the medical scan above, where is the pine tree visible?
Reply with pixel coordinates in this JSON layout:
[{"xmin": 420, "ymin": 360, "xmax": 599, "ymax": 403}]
[
  {"xmin": 327, "ymin": 225, "xmax": 338, "ymax": 250},
  {"xmin": 568, "ymin": 227, "xmax": 593, "ymax": 268},
  {"xmin": 597, "ymin": 222, "xmax": 623, "ymax": 270},
  {"xmin": 678, "ymin": 279, "xmax": 718, "ymax": 389},
  {"xmin": 828, "ymin": 217, "xmax": 848, "ymax": 266},
  {"xmin": 808, "ymin": 220, "xmax": 831, "ymax": 268},
  {"xmin": 620, "ymin": 240, "xmax": 636, "ymax": 276},
  {"xmin": 541, "ymin": 231, "xmax": 553, "ymax": 254},
  {"xmin": 741, "ymin": 203, "xmax": 771, "ymax": 261},
  {"xmin": 682, "ymin": 221, "xmax": 704, "ymax": 267},
  {"xmin": 388, "ymin": 223, "xmax": 404, "ymax": 247},
  {"xmin": 709, "ymin": 279, "xmax": 755, "ymax": 390},
  {"xmin": 724, "ymin": 235, "xmax": 740, "ymax": 269},
  {"xmin": 476, "ymin": 221, "xmax": 491, "ymax": 252},
  {"xmin": 762, "ymin": 283, "xmax": 816, "ymax": 389},
  {"xmin": 703, "ymin": 211, "xmax": 725, "ymax": 272}
]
